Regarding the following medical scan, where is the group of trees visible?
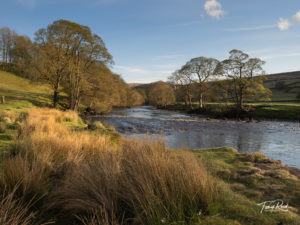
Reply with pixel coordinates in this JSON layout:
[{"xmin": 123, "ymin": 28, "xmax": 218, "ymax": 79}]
[
  {"xmin": 0, "ymin": 27, "xmax": 32, "ymax": 76},
  {"xmin": 168, "ymin": 49, "xmax": 271, "ymax": 111},
  {"xmin": 0, "ymin": 21, "xmax": 144, "ymax": 113}
]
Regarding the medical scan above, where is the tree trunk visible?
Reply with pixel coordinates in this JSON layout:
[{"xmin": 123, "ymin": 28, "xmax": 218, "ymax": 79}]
[
  {"xmin": 188, "ymin": 96, "xmax": 193, "ymax": 109},
  {"xmin": 53, "ymin": 90, "xmax": 59, "ymax": 108},
  {"xmin": 199, "ymin": 93, "xmax": 203, "ymax": 109},
  {"xmin": 1, "ymin": 96, "xmax": 5, "ymax": 104}
]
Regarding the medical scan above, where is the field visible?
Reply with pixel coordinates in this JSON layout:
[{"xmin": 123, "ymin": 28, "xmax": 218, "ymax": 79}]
[{"xmin": 264, "ymin": 71, "xmax": 300, "ymax": 102}]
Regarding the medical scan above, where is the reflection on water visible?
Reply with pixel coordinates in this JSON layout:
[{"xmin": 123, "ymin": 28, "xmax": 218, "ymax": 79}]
[{"xmin": 90, "ymin": 106, "xmax": 300, "ymax": 168}]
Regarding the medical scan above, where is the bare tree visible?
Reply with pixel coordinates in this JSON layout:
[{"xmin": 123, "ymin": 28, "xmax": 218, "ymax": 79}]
[
  {"xmin": 169, "ymin": 68, "xmax": 194, "ymax": 108},
  {"xmin": 185, "ymin": 57, "xmax": 219, "ymax": 108}
]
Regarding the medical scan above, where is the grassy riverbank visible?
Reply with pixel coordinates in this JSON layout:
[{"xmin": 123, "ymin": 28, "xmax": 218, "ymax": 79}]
[
  {"xmin": 165, "ymin": 102, "xmax": 300, "ymax": 121},
  {"xmin": 0, "ymin": 108, "xmax": 299, "ymax": 224}
]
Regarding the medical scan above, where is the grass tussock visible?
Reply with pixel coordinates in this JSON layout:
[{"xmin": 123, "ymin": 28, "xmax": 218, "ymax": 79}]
[
  {"xmin": 0, "ymin": 108, "xmax": 215, "ymax": 224},
  {"xmin": 0, "ymin": 155, "xmax": 50, "ymax": 199},
  {"xmin": 49, "ymin": 138, "xmax": 214, "ymax": 224},
  {"xmin": 0, "ymin": 187, "xmax": 37, "ymax": 225},
  {"xmin": 16, "ymin": 108, "xmax": 112, "ymax": 167}
]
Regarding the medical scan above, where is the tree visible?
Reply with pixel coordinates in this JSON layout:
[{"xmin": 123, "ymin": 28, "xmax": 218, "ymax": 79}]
[
  {"xmin": 33, "ymin": 20, "xmax": 113, "ymax": 109},
  {"xmin": 0, "ymin": 27, "xmax": 16, "ymax": 63},
  {"xmin": 168, "ymin": 68, "xmax": 194, "ymax": 108},
  {"xmin": 220, "ymin": 49, "xmax": 271, "ymax": 111},
  {"xmin": 33, "ymin": 23, "xmax": 72, "ymax": 108},
  {"xmin": 184, "ymin": 57, "xmax": 220, "ymax": 108},
  {"xmin": 148, "ymin": 82, "xmax": 175, "ymax": 107}
]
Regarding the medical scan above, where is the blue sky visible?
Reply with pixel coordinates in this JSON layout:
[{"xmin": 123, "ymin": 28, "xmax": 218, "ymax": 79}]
[{"xmin": 1, "ymin": 0, "xmax": 300, "ymax": 83}]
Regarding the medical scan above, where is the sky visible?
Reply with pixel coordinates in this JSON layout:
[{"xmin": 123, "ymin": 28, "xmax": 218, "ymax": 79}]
[{"xmin": 1, "ymin": 0, "xmax": 300, "ymax": 83}]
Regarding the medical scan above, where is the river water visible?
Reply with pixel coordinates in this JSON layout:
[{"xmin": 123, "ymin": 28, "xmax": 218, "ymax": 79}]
[{"xmin": 91, "ymin": 106, "xmax": 300, "ymax": 168}]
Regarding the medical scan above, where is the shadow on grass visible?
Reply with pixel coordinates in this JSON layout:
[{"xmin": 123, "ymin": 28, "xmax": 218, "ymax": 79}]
[{"xmin": 0, "ymin": 134, "xmax": 12, "ymax": 141}]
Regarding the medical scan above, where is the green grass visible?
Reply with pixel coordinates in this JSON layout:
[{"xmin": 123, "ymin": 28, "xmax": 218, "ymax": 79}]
[
  {"xmin": 0, "ymin": 123, "xmax": 17, "ymax": 159},
  {"xmin": 250, "ymin": 104, "xmax": 300, "ymax": 121},
  {"xmin": 264, "ymin": 77, "xmax": 300, "ymax": 101},
  {"xmin": 189, "ymin": 147, "xmax": 300, "ymax": 224},
  {"xmin": 0, "ymin": 71, "xmax": 53, "ymax": 157},
  {"xmin": 0, "ymin": 71, "xmax": 52, "ymax": 112},
  {"xmin": 165, "ymin": 102, "xmax": 300, "ymax": 121}
]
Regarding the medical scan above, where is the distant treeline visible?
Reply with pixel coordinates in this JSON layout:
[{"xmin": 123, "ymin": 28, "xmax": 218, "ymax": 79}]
[
  {"xmin": 0, "ymin": 21, "xmax": 144, "ymax": 113},
  {"xmin": 138, "ymin": 50, "xmax": 273, "ymax": 112}
]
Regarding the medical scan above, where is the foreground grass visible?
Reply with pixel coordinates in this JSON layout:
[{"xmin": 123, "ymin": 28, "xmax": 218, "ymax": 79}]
[
  {"xmin": 165, "ymin": 102, "xmax": 300, "ymax": 121},
  {"xmin": 0, "ymin": 108, "xmax": 299, "ymax": 224}
]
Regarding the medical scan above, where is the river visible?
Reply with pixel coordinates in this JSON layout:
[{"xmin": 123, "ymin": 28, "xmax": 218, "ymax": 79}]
[{"xmin": 90, "ymin": 106, "xmax": 300, "ymax": 168}]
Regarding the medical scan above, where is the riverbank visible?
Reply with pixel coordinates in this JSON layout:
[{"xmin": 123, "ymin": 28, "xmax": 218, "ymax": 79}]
[
  {"xmin": 0, "ymin": 108, "xmax": 300, "ymax": 224},
  {"xmin": 164, "ymin": 102, "xmax": 300, "ymax": 122}
]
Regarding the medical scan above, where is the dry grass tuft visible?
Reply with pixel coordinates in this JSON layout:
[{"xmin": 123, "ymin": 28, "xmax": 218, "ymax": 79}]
[
  {"xmin": 0, "ymin": 111, "xmax": 19, "ymax": 123},
  {"xmin": 120, "ymin": 138, "xmax": 215, "ymax": 224},
  {"xmin": 16, "ymin": 108, "xmax": 112, "ymax": 167},
  {"xmin": 0, "ymin": 187, "xmax": 37, "ymax": 225},
  {"xmin": 48, "ymin": 137, "xmax": 215, "ymax": 224},
  {"xmin": 0, "ymin": 155, "xmax": 50, "ymax": 199}
]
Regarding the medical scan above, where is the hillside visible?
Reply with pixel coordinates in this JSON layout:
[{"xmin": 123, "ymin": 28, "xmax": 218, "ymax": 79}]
[
  {"xmin": 0, "ymin": 71, "xmax": 52, "ymax": 112},
  {"xmin": 264, "ymin": 71, "xmax": 300, "ymax": 102}
]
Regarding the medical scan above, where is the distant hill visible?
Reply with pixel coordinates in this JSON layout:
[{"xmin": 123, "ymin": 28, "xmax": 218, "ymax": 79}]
[
  {"xmin": 265, "ymin": 71, "xmax": 300, "ymax": 81},
  {"xmin": 264, "ymin": 71, "xmax": 300, "ymax": 102}
]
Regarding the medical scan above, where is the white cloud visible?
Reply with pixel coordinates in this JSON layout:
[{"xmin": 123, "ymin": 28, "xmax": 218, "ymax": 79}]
[
  {"xmin": 277, "ymin": 10, "xmax": 300, "ymax": 30},
  {"xmin": 247, "ymin": 48, "xmax": 275, "ymax": 56},
  {"xmin": 225, "ymin": 24, "xmax": 276, "ymax": 32},
  {"xmin": 292, "ymin": 10, "xmax": 300, "ymax": 23},
  {"xmin": 204, "ymin": 0, "xmax": 225, "ymax": 19},
  {"xmin": 261, "ymin": 52, "xmax": 300, "ymax": 60},
  {"xmin": 278, "ymin": 18, "xmax": 292, "ymax": 30}
]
